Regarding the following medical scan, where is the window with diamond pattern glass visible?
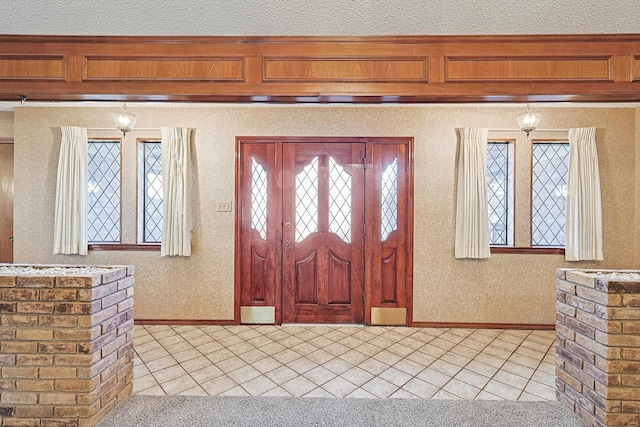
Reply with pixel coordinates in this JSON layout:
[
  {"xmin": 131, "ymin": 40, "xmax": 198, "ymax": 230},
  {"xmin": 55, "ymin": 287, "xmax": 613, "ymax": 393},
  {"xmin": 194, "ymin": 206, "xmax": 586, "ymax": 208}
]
[
  {"xmin": 143, "ymin": 142, "xmax": 163, "ymax": 243},
  {"xmin": 486, "ymin": 142, "xmax": 514, "ymax": 246},
  {"xmin": 532, "ymin": 142, "xmax": 569, "ymax": 246},
  {"xmin": 87, "ymin": 140, "xmax": 121, "ymax": 243},
  {"xmin": 251, "ymin": 157, "xmax": 268, "ymax": 240},
  {"xmin": 381, "ymin": 158, "xmax": 398, "ymax": 241},
  {"xmin": 329, "ymin": 157, "xmax": 351, "ymax": 243},
  {"xmin": 295, "ymin": 157, "xmax": 318, "ymax": 242}
]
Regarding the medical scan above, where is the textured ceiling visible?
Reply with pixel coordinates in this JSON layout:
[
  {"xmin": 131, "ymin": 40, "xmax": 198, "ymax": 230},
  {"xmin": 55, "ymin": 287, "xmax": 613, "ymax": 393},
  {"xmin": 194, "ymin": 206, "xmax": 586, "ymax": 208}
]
[{"xmin": 1, "ymin": 0, "xmax": 639, "ymax": 36}]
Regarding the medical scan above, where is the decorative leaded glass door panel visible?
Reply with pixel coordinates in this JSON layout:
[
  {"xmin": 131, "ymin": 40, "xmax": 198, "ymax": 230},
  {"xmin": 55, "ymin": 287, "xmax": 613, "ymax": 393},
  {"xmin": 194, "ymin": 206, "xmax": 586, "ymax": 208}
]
[
  {"xmin": 282, "ymin": 143, "xmax": 365, "ymax": 324},
  {"xmin": 236, "ymin": 137, "xmax": 412, "ymax": 326}
]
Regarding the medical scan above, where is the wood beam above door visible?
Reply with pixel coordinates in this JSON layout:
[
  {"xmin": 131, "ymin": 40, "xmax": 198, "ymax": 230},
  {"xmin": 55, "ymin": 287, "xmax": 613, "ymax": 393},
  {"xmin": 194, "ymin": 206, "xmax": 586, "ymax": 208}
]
[{"xmin": 0, "ymin": 34, "xmax": 640, "ymax": 103}]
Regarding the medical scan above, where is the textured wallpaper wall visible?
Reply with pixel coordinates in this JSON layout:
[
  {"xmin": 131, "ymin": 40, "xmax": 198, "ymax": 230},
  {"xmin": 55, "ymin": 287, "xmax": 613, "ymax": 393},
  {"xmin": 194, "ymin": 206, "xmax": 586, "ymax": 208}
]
[
  {"xmin": 11, "ymin": 105, "xmax": 638, "ymax": 324},
  {"xmin": 0, "ymin": 111, "xmax": 13, "ymax": 137}
]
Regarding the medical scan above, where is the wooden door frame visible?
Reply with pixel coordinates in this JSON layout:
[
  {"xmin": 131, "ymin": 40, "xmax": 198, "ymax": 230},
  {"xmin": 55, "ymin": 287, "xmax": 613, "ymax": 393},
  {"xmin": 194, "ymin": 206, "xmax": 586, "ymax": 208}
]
[
  {"xmin": 235, "ymin": 136, "xmax": 414, "ymax": 326},
  {"xmin": 0, "ymin": 138, "xmax": 13, "ymax": 264}
]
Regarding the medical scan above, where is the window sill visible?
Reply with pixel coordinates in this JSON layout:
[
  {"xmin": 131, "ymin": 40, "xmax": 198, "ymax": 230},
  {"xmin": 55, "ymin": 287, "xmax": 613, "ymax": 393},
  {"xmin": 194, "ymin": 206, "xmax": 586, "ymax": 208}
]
[
  {"xmin": 490, "ymin": 246, "xmax": 565, "ymax": 255},
  {"xmin": 88, "ymin": 244, "xmax": 161, "ymax": 251}
]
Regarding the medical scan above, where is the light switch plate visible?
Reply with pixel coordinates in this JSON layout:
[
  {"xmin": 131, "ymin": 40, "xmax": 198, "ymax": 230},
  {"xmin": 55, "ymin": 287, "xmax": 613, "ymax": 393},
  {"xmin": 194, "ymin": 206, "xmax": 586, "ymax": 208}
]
[{"xmin": 216, "ymin": 201, "xmax": 232, "ymax": 212}]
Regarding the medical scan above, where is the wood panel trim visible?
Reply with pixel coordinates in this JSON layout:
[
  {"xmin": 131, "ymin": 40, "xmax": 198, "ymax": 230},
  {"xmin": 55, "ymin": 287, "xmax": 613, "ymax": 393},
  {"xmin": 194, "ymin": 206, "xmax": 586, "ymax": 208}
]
[
  {"xmin": 88, "ymin": 244, "xmax": 160, "ymax": 251},
  {"xmin": 412, "ymin": 322, "xmax": 555, "ymax": 330},
  {"xmin": 0, "ymin": 54, "xmax": 66, "ymax": 81},
  {"xmin": 0, "ymin": 138, "xmax": 13, "ymax": 144},
  {"xmin": 445, "ymin": 55, "xmax": 613, "ymax": 82},
  {"xmin": 263, "ymin": 56, "xmax": 428, "ymax": 82},
  {"xmin": 84, "ymin": 55, "xmax": 245, "ymax": 82},
  {"xmin": 490, "ymin": 247, "xmax": 565, "ymax": 255},
  {"xmin": 134, "ymin": 319, "xmax": 235, "ymax": 325},
  {"xmin": 1, "ymin": 35, "xmax": 640, "ymax": 102}
]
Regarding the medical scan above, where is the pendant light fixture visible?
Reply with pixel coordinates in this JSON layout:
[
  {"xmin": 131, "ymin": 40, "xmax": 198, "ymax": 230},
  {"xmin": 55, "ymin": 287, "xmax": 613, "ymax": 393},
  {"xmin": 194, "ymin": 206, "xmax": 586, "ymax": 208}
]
[
  {"xmin": 517, "ymin": 104, "xmax": 541, "ymax": 138},
  {"xmin": 113, "ymin": 103, "xmax": 137, "ymax": 137}
]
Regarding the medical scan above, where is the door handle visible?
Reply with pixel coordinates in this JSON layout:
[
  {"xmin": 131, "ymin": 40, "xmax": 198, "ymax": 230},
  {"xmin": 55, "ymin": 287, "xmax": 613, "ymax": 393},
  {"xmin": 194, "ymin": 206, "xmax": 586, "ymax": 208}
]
[
  {"xmin": 9, "ymin": 236, "xmax": 13, "ymax": 242},
  {"xmin": 284, "ymin": 240, "xmax": 291, "ymax": 246}
]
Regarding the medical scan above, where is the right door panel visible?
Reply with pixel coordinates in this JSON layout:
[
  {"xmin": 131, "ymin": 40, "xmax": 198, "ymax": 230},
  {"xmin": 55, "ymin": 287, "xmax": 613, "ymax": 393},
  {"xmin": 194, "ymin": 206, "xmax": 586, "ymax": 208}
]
[{"xmin": 367, "ymin": 140, "xmax": 412, "ymax": 325}]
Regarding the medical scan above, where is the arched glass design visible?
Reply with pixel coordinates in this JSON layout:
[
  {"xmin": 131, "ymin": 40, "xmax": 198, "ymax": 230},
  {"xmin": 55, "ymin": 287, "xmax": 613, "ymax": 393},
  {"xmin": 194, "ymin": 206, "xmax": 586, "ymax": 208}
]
[
  {"xmin": 251, "ymin": 157, "xmax": 268, "ymax": 240},
  {"xmin": 328, "ymin": 157, "xmax": 351, "ymax": 243},
  {"xmin": 295, "ymin": 157, "xmax": 319, "ymax": 242},
  {"xmin": 381, "ymin": 158, "xmax": 398, "ymax": 241}
]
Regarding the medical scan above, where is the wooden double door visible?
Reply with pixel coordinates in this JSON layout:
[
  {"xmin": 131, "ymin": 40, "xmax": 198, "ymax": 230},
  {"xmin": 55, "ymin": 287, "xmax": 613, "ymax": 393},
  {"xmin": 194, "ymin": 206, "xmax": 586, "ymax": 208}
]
[{"xmin": 236, "ymin": 137, "xmax": 412, "ymax": 325}]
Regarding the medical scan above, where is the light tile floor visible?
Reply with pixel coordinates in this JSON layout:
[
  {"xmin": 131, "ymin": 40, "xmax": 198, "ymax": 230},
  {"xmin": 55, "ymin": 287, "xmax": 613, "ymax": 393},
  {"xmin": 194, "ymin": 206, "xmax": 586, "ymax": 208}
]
[{"xmin": 133, "ymin": 325, "xmax": 557, "ymax": 401}]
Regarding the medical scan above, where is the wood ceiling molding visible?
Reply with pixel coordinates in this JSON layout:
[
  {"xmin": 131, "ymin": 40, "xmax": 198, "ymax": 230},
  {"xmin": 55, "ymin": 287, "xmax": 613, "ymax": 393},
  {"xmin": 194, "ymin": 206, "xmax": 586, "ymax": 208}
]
[
  {"xmin": 0, "ymin": 35, "xmax": 639, "ymax": 103},
  {"xmin": 83, "ymin": 56, "xmax": 245, "ymax": 82},
  {"xmin": 0, "ymin": 55, "xmax": 66, "ymax": 81},
  {"xmin": 262, "ymin": 57, "xmax": 428, "ymax": 83}
]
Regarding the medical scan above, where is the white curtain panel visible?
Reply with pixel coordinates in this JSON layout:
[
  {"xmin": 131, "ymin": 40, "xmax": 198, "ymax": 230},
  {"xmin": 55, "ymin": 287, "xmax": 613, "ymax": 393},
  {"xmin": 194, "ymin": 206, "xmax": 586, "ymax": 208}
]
[
  {"xmin": 566, "ymin": 127, "xmax": 603, "ymax": 261},
  {"xmin": 53, "ymin": 126, "xmax": 88, "ymax": 255},
  {"xmin": 161, "ymin": 127, "xmax": 193, "ymax": 257},
  {"xmin": 454, "ymin": 127, "xmax": 491, "ymax": 259}
]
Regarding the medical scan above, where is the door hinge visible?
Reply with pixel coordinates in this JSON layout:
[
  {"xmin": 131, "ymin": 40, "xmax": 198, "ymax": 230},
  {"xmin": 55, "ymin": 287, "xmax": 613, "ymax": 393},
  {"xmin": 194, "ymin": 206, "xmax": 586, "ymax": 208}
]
[{"xmin": 363, "ymin": 157, "xmax": 367, "ymax": 170}]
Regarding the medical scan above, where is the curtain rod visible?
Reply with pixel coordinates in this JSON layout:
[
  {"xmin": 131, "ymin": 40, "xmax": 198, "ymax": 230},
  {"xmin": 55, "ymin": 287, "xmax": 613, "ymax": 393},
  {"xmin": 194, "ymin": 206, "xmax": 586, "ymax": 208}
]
[
  {"xmin": 488, "ymin": 128, "xmax": 569, "ymax": 132},
  {"xmin": 85, "ymin": 128, "xmax": 161, "ymax": 132}
]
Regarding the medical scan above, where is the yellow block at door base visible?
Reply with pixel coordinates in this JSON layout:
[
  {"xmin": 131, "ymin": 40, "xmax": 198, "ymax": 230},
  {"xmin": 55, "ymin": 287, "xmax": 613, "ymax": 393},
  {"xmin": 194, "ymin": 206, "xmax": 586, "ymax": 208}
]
[
  {"xmin": 371, "ymin": 307, "xmax": 407, "ymax": 325},
  {"xmin": 240, "ymin": 306, "xmax": 275, "ymax": 324}
]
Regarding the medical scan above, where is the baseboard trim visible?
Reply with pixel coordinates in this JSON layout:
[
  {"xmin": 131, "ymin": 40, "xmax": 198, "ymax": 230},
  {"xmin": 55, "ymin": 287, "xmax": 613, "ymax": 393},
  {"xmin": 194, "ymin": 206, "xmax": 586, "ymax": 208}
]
[
  {"xmin": 134, "ymin": 319, "xmax": 235, "ymax": 325},
  {"xmin": 411, "ymin": 322, "xmax": 555, "ymax": 330}
]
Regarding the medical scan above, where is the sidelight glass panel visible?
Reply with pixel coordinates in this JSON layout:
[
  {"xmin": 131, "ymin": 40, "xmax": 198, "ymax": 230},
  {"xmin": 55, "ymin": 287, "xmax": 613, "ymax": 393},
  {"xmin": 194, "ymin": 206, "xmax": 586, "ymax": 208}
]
[
  {"xmin": 143, "ymin": 142, "xmax": 163, "ymax": 243},
  {"xmin": 88, "ymin": 141, "xmax": 121, "ymax": 243},
  {"xmin": 532, "ymin": 143, "xmax": 569, "ymax": 246},
  {"xmin": 328, "ymin": 157, "xmax": 351, "ymax": 243},
  {"xmin": 251, "ymin": 157, "xmax": 268, "ymax": 240},
  {"xmin": 295, "ymin": 157, "xmax": 319, "ymax": 242},
  {"xmin": 381, "ymin": 158, "xmax": 398, "ymax": 241},
  {"xmin": 487, "ymin": 142, "xmax": 514, "ymax": 246}
]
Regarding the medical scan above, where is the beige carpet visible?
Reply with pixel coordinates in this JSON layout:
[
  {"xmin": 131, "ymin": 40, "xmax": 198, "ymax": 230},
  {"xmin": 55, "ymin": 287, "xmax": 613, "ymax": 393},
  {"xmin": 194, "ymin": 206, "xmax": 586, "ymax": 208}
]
[{"xmin": 96, "ymin": 396, "xmax": 587, "ymax": 427}]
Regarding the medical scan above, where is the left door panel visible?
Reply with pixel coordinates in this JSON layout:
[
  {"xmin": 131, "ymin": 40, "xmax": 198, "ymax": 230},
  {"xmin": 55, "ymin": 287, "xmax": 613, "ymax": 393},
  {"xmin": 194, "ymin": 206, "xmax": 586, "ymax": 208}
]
[
  {"xmin": 0, "ymin": 141, "xmax": 13, "ymax": 263},
  {"xmin": 236, "ymin": 141, "xmax": 281, "ymax": 323}
]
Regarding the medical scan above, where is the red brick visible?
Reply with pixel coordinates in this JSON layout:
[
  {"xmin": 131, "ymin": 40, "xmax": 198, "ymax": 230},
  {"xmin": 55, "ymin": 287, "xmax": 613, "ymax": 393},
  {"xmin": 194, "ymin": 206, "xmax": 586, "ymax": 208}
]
[
  {"xmin": 39, "ymin": 315, "xmax": 77, "ymax": 327},
  {"xmin": 16, "ymin": 379, "xmax": 54, "ymax": 391},
  {"xmin": 566, "ymin": 294, "xmax": 596, "ymax": 313},
  {"xmin": 16, "ymin": 354, "xmax": 53, "ymax": 366},
  {"xmin": 54, "ymin": 327, "xmax": 101, "ymax": 342},
  {"xmin": 39, "ymin": 342, "xmax": 77, "ymax": 353},
  {"xmin": 2, "ymin": 367, "xmax": 39, "ymax": 378},
  {"xmin": 39, "ymin": 392, "xmax": 77, "ymax": 405},
  {"xmin": 2, "ymin": 289, "xmax": 39, "ymax": 300},
  {"xmin": 42, "ymin": 419, "xmax": 80, "ymax": 427},
  {"xmin": 557, "ymin": 301, "xmax": 577, "ymax": 318},
  {"xmin": 55, "ymin": 376, "xmax": 100, "ymax": 392},
  {"xmin": 117, "ymin": 275, "xmax": 134, "ymax": 290},
  {"xmin": 0, "ymin": 354, "xmax": 16, "ymax": 366},
  {"xmin": 55, "ymin": 276, "xmax": 97, "ymax": 288},
  {"xmin": 0, "ymin": 302, "xmax": 17, "ymax": 313},
  {"xmin": 54, "ymin": 302, "xmax": 98, "ymax": 315},
  {"xmin": 101, "ymin": 268, "xmax": 126, "ymax": 284},
  {"xmin": 17, "ymin": 276, "xmax": 54, "ymax": 288},
  {"xmin": 40, "ymin": 289, "xmax": 77, "ymax": 301},
  {"xmin": 1, "ymin": 314, "xmax": 39, "ymax": 327},
  {"xmin": 117, "ymin": 297, "xmax": 133, "ymax": 312},
  {"xmin": 54, "ymin": 400, "xmax": 100, "ymax": 418},
  {"xmin": 14, "ymin": 404, "xmax": 54, "ymax": 417},
  {"xmin": 40, "ymin": 367, "xmax": 76, "ymax": 379},
  {"xmin": 2, "ymin": 341, "xmax": 38, "ymax": 353},
  {"xmin": 77, "ymin": 282, "xmax": 117, "ymax": 302},
  {"xmin": 0, "ymin": 275, "xmax": 16, "ymax": 287},
  {"xmin": 16, "ymin": 328, "xmax": 53, "ymax": 341},
  {"xmin": 0, "ymin": 392, "xmax": 38, "ymax": 404}
]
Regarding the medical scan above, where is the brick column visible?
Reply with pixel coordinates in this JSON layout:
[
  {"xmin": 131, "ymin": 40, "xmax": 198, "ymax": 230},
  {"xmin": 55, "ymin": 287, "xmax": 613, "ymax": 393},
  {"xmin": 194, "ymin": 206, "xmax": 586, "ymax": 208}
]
[
  {"xmin": 556, "ymin": 268, "xmax": 640, "ymax": 427},
  {"xmin": 0, "ymin": 265, "xmax": 134, "ymax": 427}
]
